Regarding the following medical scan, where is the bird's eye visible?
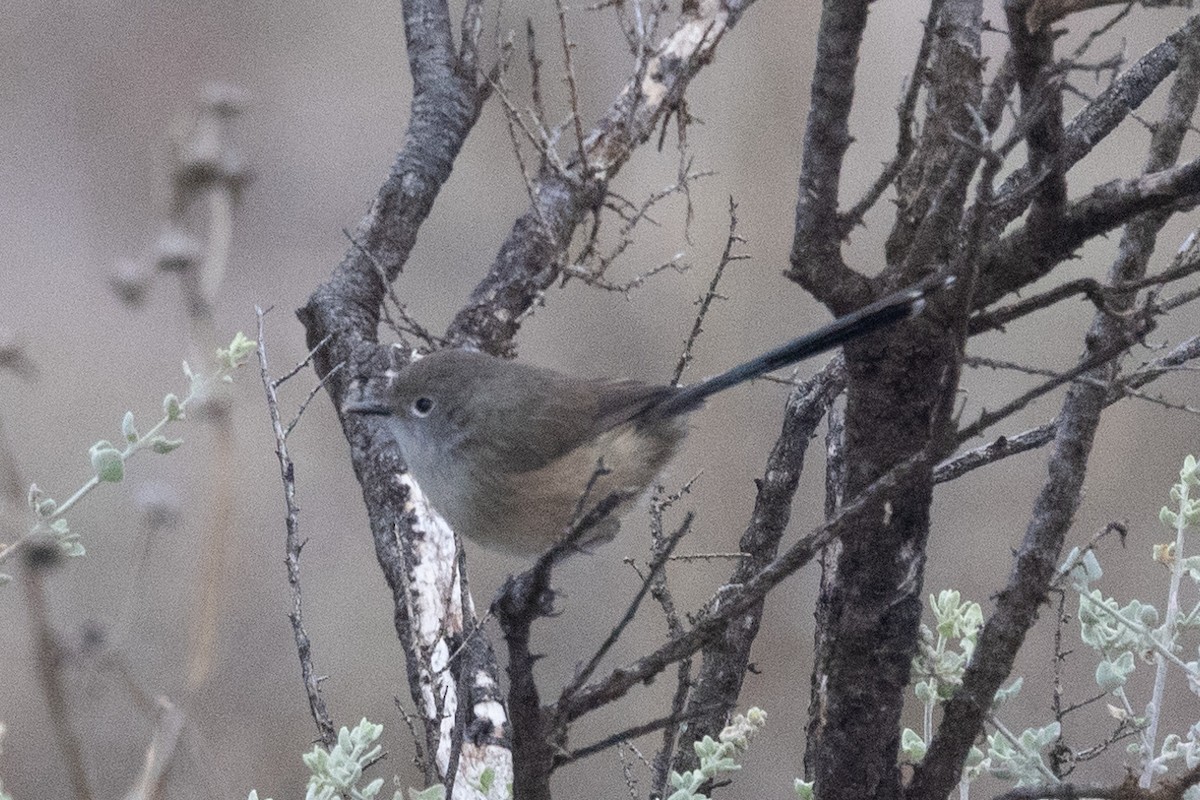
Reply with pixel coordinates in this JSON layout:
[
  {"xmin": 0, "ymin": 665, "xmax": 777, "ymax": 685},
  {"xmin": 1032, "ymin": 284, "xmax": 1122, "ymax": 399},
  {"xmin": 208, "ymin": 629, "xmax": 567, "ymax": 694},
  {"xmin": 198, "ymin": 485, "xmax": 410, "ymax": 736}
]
[{"xmin": 411, "ymin": 396, "xmax": 435, "ymax": 417}]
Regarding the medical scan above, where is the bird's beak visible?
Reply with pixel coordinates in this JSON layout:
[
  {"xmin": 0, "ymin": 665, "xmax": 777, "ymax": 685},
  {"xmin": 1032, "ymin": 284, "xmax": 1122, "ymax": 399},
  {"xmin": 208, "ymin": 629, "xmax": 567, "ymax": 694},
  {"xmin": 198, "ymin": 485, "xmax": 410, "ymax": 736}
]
[{"xmin": 342, "ymin": 398, "xmax": 392, "ymax": 416}]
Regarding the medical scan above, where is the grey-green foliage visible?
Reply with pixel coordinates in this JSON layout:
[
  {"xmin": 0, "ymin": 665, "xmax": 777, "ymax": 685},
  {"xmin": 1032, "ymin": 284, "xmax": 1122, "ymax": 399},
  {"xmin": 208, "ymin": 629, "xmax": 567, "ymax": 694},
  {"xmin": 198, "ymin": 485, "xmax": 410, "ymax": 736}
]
[
  {"xmin": 910, "ymin": 455, "xmax": 1200, "ymax": 797},
  {"xmin": 666, "ymin": 708, "xmax": 767, "ymax": 800},
  {"xmin": 1061, "ymin": 454, "xmax": 1200, "ymax": 787},
  {"xmin": 905, "ymin": 589, "xmax": 1057, "ymax": 791},
  {"xmin": 302, "ymin": 719, "xmax": 391, "ymax": 800},
  {"xmin": 0, "ymin": 332, "xmax": 256, "ymax": 585},
  {"xmin": 248, "ymin": 719, "xmax": 401, "ymax": 800},
  {"xmin": 248, "ymin": 717, "xmax": 514, "ymax": 800},
  {"xmin": 248, "ymin": 712, "xmax": 772, "ymax": 800}
]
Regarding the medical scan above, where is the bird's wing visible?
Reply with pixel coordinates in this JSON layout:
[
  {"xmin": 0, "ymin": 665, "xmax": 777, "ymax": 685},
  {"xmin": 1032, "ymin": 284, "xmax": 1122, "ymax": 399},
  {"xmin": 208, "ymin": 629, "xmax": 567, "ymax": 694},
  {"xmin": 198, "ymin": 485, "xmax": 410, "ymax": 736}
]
[{"xmin": 474, "ymin": 374, "xmax": 677, "ymax": 474}]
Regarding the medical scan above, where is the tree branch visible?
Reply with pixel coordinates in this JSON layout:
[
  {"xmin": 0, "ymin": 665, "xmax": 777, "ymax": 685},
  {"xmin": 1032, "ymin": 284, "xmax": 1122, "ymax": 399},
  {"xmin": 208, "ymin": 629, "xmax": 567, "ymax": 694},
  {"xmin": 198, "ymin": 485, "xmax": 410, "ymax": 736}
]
[
  {"xmin": 556, "ymin": 450, "xmax": 929, "ymax": 722},
  {"xmin": 669, "ymin": 358, "xmax": 846, "ymax": 778},
  {"xmin": 786, "ymin": 0, "xmax": 875, "ymax": 310},
  {"xmin": 935, "ymin": 334, "xmax": 1200, "ymax": 483},
  {"xmin": 976, "ymin": 154, "xmax": 1200, "ymax": 307},
  {"xmin": 908, "ymin": 29, "xmax": 1200, "ymax": 798},
  {"xmin": 445, "ymin": 0, "xmax": 759, "ymax": 354},
  {"xmin": 983, "ymin": 13, "xmax": 1200, "ymax": 238},
  {"xmin": 295, "ymin": 1, "xmax": 499, "ymax": 785},
  {"xmin": 255, "ymin": 308, "xmax": 337, "ymax": 749}
]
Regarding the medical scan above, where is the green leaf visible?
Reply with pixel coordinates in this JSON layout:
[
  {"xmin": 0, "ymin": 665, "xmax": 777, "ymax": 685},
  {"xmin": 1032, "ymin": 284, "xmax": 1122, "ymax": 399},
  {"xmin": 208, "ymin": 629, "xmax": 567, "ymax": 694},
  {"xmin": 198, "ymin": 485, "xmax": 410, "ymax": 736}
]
[
  {"xmin": 217, "ymin": 332, "xmax": 257, "ymax": 370},
  {"xmin": 150, "ymin": 437, "xmax": 184, "ymax": 454},
  {"xmin": 1161, "ymin": 506, "xmax": 1179, "ymax": 529},
  {"xmin": 1182, "ymin": 556, "xmax": 1200, "ymax": 583},
  {"xmin": 1096, "ymin": 652, "xmax": 1135, "ymax": 691},
  {"xmin": 901, "ymin": 728, "xmax": 927, "ymax": 761},
  {"xmin": 163, "ymin": 393, "xmax": 184, "ymax": 421},
  {"xmin": 992, "ymin": 677, "xmax": 1023, "ymax": 710},
  {"xmin": 121, "ymin": 411, "xmax": 139, "ymax": 443},
  {"xmin": 27, "ymin": 483, "xmax": 43, "ymax": 511},
  {"xmin": 1182, "ymin": 454, "xmax": 1198, "ymax": 485},
  {"xmin": 89, "ymin": 442, "xmax": 124, "ymax": 483},
  {"xmin": 60, "ymin": 539, "xmax": 85, "ymax": 558}
]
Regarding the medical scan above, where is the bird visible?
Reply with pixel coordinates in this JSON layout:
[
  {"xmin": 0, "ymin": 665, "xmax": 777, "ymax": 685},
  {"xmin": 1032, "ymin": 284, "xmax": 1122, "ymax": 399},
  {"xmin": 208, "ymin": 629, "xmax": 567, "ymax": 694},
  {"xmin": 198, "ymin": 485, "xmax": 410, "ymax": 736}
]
[{"xmin": 345, "ymin": 276, "xmax": 952, "ymax": 554}]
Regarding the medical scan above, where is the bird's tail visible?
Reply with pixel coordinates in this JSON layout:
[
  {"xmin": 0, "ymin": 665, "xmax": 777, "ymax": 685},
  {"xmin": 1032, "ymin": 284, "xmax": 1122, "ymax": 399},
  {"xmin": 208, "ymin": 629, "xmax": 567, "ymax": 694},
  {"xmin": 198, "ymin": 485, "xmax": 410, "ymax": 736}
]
[{"xmin": 656, "ymin": 274, "xmax": 955, "ymax": 416}]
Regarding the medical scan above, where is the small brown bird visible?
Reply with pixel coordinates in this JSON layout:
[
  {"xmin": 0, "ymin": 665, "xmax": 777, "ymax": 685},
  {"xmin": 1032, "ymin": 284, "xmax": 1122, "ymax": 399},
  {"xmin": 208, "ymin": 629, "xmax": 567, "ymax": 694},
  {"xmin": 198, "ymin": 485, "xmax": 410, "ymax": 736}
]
[{"xmin": 346, "ymin": 277, "xmax": 950, "ymax": 554}]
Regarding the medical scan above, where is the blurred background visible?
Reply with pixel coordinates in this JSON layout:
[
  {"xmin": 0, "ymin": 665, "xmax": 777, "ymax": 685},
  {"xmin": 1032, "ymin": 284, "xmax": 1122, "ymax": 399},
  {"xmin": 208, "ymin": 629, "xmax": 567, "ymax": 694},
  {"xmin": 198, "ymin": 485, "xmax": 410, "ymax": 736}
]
[{"xmin": 2, "ymin": 1, "xmax": 1199, "ymax": 797}]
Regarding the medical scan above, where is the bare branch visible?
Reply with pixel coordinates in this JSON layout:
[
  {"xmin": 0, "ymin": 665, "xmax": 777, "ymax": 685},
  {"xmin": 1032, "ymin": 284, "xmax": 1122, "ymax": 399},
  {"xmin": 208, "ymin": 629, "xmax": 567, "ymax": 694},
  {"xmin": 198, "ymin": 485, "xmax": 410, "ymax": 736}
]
[
  {"xmin": 976, "ymin": 154, "xmax": 1200, "ymax": 309},
  {"xmin": 256, "ymin": 307, "xmax": 338, "ymax": 748},
  {"xmin": 557, "ymin": 514, "xmax": 691, "ymax": 707},
  {"xmin": 458, "ymin": 0, "xmax": 485, "ymax": 79},
  {"xmin": 558, "ymin": 448, "xmax": 929, "ymax": 722},
  {"xmin": 446, "ymin": 0, "xmax": 759, "ymax": 354},
  {"xmin": 980, "ymin": 14, "xmax": 1200, "ymax": 256},
  {"xmin": 23, "ymin": 561, "xmax": 93, "ymax": 800},
  {"xmin": 554, "ymin": 0, "xmax": 588, "ymax": 172},
  {"xmin": 492, "ymin": 489, "xmax": 630, "ymax": 798},
  {"xmin": 672, "ymin": 199, "xmax": 745, "ymax": 384},
  {"xmin": 557, "ymin": 704, "xmax": 719, "ymax": 766},
  {"xmin": 284, "ymin": 361, "xmax": 345, "ymax": 440},
  {"xmin": 936, "ymin": 334, "xmax": 1200, "ymax": 482},
  {"xmin": 909, "ymin": 29, "xmax": 1200, "ymax": 798},
  {"xmin": 955, "ymin": 312, "xmax": 1153, "ymax": 443},
  {"xmin": 786, "ymin": 0, "xmax": 875, "ymax": 309},
  {"xmin": 671, "ymin": 357, "xmax": 846, "ymax": 779},
  {"xmin": 1006, "ymin": 0, "xmax": 1067, "ymax": 243},
  {"xmin": 123, "ymin": 698, "xmax": 186, "ymax": 800},
  {"xmin": 968, "ymin": 247, "xmax": 1200, "ymax": 334},
  {"xmin": 837, "ymin": 0, "xmax": 945, "ymax": 235}
]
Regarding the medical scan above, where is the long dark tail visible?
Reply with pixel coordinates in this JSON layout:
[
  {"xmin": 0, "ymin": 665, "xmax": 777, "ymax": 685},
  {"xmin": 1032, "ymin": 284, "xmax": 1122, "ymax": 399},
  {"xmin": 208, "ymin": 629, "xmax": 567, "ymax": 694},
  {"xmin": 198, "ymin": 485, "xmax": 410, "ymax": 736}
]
[{"xmin": 656, "ymin": 275, "xmax": 954, "ymax": 416}]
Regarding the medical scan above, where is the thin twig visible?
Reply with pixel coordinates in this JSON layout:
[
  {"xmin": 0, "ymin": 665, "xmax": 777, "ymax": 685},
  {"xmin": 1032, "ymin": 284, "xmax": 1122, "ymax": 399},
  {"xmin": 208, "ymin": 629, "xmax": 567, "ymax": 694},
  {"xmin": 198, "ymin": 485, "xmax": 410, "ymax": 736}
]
[
  {"xmin": 1070, "ymin": 3, "xmax": 1134, "ymax": 61},
  {"xmin": 956, "ymin": 315, "xmax": 1152, "ymax": 443},
  {"xmin": 273, "ymin": 333, "xmax": 332, "ymax": 386},
  {"xmin": 558, "ymin": 513, "xmax": 692, "ymax": 705},
  {"xmin": 555, "ymin": 0, "xmax": 588, "ymax": 172},
  {"xmin": 394, "ymin": 698, "xmax": 434, "ymax": 787},
  {"xmin": 343, "ymin": 231, "xmax": 443, "ymax": 347},
  {"xmin": 256, "ymin": 306, "xmax": 337, "ymax": 748},
  {"xmin": 618, "ymin": 742, "xmax": 639, "ymax": 800},
  {"xmin": 563, "ymin": 255, "xmax": 688, "ymax": 294},
  {"xmin": 665, "ymin": 551, "xmax": 749, "ymax": 562},
  {"xmin": 969, "ymin": 249, "xmax": 1200, "ymax": 334},
  {"xmin": 526, "ymin": 20, "xmax": 547, "ymax": 132},
  {"xmin": 646, "ymin": 476, "xmax": 698, "ymax": 793},
  {"xmin": 557, "ymin": 704, "xmax": 719, "ymax": 765},
  {"xmin": 838, "ymin": 0, "xmax": 944, "ymax": 234},
  {"xmin": 494, "ymin": 38, "xmax": 552, "ymax": 228},
  {"xmin": 284, "ymin": 361, "xmax": 346, "ymax": 439},
  {"xmin": 937, "ymin": 334, "xmax": 1200, "ymax": 483},
  {"xmin": 672, "ymin": 198, "xmax": 747, "ymax": 384},
  {"xmin": 558, "ymin": 450, "xmax": 929, "ymax": 722},
  {"xmin": 492, "ymin": 488, "xmax": 627, "ymax": 799},
  {"xmin": 571, "ymin": 169, "xmax": 712, "ymax": 285}
]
